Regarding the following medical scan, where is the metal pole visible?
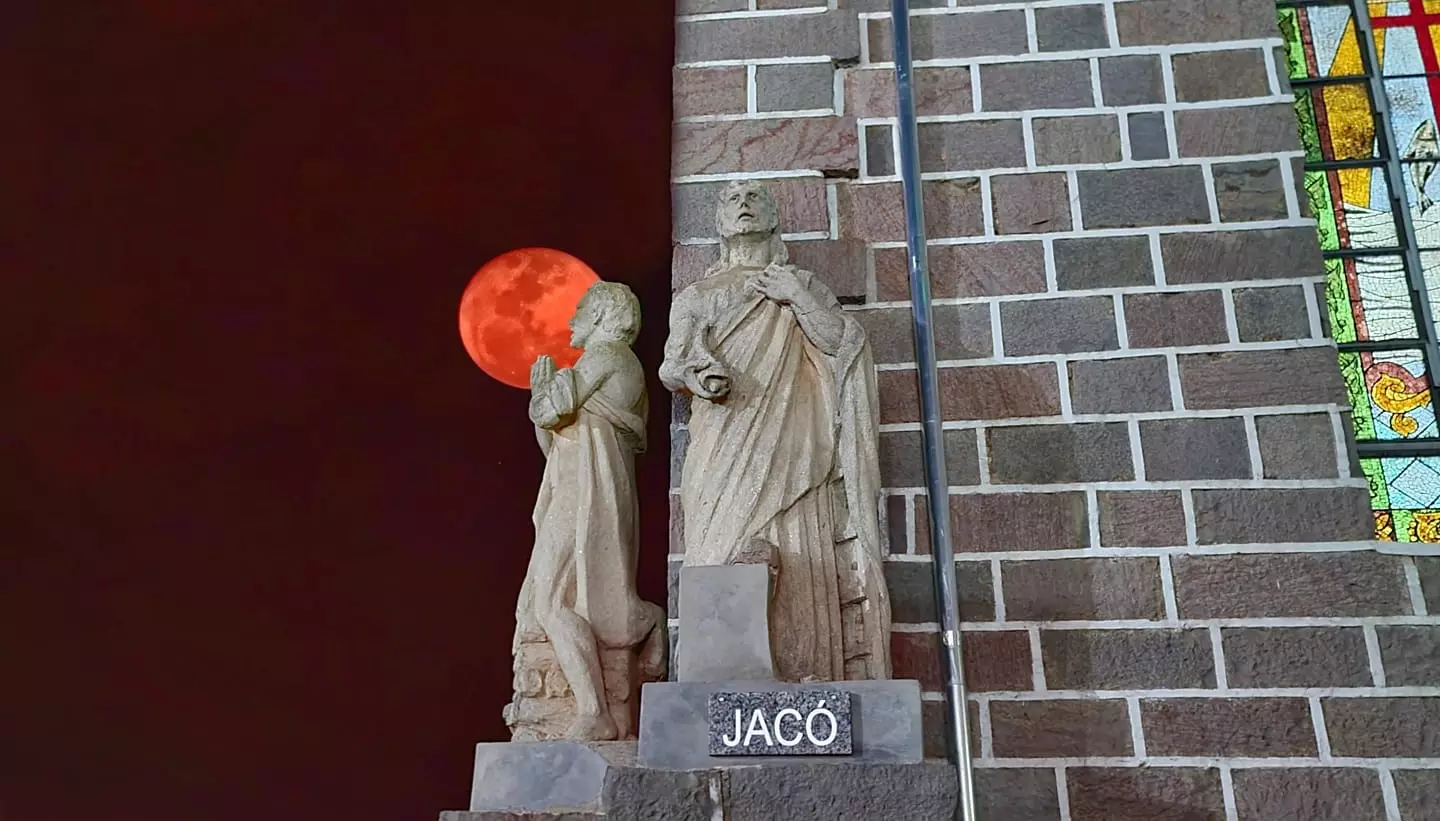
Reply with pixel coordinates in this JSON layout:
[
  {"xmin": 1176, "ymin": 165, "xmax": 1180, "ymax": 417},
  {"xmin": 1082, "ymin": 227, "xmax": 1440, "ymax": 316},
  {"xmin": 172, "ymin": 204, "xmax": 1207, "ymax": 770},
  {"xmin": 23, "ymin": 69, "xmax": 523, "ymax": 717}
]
[{"xmin": 888, "ymin": 2, "xmax": 977, "ymax": 819}]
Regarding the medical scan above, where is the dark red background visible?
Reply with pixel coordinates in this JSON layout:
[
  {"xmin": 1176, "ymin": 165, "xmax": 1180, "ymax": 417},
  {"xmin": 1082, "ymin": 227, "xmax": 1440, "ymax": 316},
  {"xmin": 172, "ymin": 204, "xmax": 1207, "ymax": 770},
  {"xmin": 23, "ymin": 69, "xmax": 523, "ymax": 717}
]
[{"xmin": 1, "ymin": 3, "xmax": 674, "ymax": 819}]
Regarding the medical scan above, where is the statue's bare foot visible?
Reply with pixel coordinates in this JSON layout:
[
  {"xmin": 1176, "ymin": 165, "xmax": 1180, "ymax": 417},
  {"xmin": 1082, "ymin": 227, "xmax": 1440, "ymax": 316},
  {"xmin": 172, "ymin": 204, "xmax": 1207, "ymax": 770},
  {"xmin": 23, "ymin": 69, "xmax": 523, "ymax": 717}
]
[{"xmin": 564, "ymin": 712, "xmax": 618, "ymax": 742}]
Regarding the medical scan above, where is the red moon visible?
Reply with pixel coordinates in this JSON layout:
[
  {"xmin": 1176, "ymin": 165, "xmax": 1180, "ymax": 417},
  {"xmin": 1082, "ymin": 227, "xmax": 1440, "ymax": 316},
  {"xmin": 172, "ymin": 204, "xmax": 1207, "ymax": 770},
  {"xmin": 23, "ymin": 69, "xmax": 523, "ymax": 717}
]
[{"xmin": 458, "ymin": 247, "xmax": 600, "ymax": 389}]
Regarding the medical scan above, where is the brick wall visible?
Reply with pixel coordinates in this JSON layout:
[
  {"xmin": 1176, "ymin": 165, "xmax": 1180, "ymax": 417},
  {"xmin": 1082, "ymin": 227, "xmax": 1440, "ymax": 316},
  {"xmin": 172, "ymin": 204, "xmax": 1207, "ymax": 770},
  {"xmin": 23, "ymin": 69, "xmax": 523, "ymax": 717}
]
[{"xmin": 670, "ymin": 0, "xmax": 1439, "ymax": 817}]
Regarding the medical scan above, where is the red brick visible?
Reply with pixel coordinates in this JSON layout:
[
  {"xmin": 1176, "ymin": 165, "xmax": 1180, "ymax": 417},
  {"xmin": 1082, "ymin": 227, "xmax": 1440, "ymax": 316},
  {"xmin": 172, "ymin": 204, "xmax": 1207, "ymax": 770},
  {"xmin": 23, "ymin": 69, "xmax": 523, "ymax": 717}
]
[
  {"xmin": 920, "ymin": 699, "xmax": 981, "ymax": 759},
  {"xmin": 868, "ymin": 10, "xmax": 1028, "ymax": 62},
  {"xmin": 892, "ymin": 630, "xmax": 1033, "ymax": 692},
  {"xmin": 669, "ymin": 494, "xmax": 684, "ymax": 556},
  {"xmin": 975, "ymin": 769, "xmax": 1061, "ymax": 821},
  {"xmin": 1191, "ymin": 488, "xmax": 1374, "ymax": 544},
  {"xmin": 1162, "ymin": 227, "xmax": 1323, "ymax": 284},
  {"xmin": 676, "ymin": 10, "xmax": 859, "ymax": 63},
  {"xmin": 1004, "ymin": 557, "xmax": 1163, "ymax": 620},
  {"xmin": 1323, "ymin": 697, "xmax": 1440, "ymax": 757},
  {"xmin": 1179, "ymin": 349, "xmax": 1347, "ymax": 409},
  {"xmin": 991, "ymin": 699, "xmax": 1133, "ymax": 757},
  {"xmin": 886, "ymin": 494, "xmax": 909, "ymax": 555},
  {"xmin": 786, "ymin": 239, "xmax": 867, "ymax": 302},
  {"xmin": 992, "ymin": 173, "xmax": 1072, "ymax": 234},
  {"xmin": 884, "ymin": 558, "xmax": 995, "ymax": 623},
  {"xmin": 1395, "ymin": 770, "xmax": 1440, "ymax": 821},
  {"xmin": 856, "ymin": 304, "xmax": 992, "ymax": 364},
  {"xmin": 1043, "ymin": 629, "xmax": 1215, "ymax": 690},
  {"xmin": 1123, "ymin": 291, "xmax": 1228, "ymax": 348},
  {"xmin": 987, "ymin": 423, "xmax": 1133, "ymax": 484},
  {"xmin": 672, "ymin": 244, "xmax": 718, "ymax": 291},
  {"xmin": 940, "ymin": 363, "xmax": 1064, "ymax": 420},
  {"xmin": 1376, "ymin": 625, "xmax": 1440, "ymax": 686},
  {"xmin": 923, "ymin": 178, "xmax": 986, "ymax": 240},
  {"xmin": 845, "ymin": 67, "xmax": 974, "ymax": 118},
  {"xmin": 880, "ymin": 363, "xmax": 1064, "ymax": 424},
  {"xmin": 839, "ymin": 179, "xmax": 987, "ymax": 242},
  {"xmin": 673, "ymin": 66, "xmax": 746, "ymax": 118},
  {"xmin": 953, "ymin": 493, "xmax": 1089, "ymax": 553},
  {"xmin": 1069, "ymin": 768, "xmax": 1224, "ymax": 821},
  {"xmin": 1222, "ymin": 627, "xmax": 1372, "ymax": 688},
  {"xmin": 1172, "ymin": 552, "xmax": 1411, "ymax": 618},
  {"xmin": 1114, "ymin": 0, "xmax": 1281, "ymax": 45},
  {"xmin": 1000, "ymin": 296, "xmax": 1119, "ymax": 355},
  {"xmin": 1232, "ymin": 769, "xmax": 1387, "ymax": 821},
  {"xmin": 919, "ymin": 121, "xmax": 1026, "ymax": 172},
  {"xmin": 873, "ymin": 241, "xmax": 1047, "ymax": 302},
  {"xmin": 673, "ymin": 117, "xmax": 858, "ymax": 177},
  {"xmin": 1097, "ymin": 490, "xmax": 1187, "ymax": 547},
  {"xmin": 1175, "ymin": 103, "xmax": 1301, "ymax": 157},
  {"xmin": 879, "ymin": 429, "xmax": 981, "ymax": 488},
  {"xmin": 838, "ymin": 182, "xmax": 906, "ymax": 242},
  {"xmin": 1141, "ymin": 698, "xmax": 1317, "ymax": 757}
]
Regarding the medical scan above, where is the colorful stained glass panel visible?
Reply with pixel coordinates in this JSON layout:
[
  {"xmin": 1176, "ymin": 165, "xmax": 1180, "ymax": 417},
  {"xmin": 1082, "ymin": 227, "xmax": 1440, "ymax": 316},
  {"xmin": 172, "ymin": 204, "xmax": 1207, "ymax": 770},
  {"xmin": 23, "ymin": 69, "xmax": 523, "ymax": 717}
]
[
  {"xmin": 1296, "ymin": 84, "xmax": 1381, "ymax": 162},
  {"xmin": 1356, "ymin": 349, "xmax": 1436, "ymax": 439},
  {"xmin": 1343, "ymin": 255, "xmax": 1422, "ymax": 339},
  {"xmin": 1284, "ymin": 1, "xmax": 1440, "ymax": 541},
  {"xmin": 1294, "ymin": 3, "xmax": 1365, "ymax": 78},
  {"xmin": 1362, "ymin": 455, "xmax": 1440, "ymax": 542}
]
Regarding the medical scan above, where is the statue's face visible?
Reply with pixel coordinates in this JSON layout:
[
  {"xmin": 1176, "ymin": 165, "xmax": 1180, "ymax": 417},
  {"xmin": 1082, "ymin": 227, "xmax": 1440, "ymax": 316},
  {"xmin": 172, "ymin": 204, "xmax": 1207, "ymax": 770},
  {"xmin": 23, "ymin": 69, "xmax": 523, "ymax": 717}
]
[
  {"xmin": 716, "ymin": 183, "xmax": 778, "ymax": 239},
  {"xmin": 569, "ymin": 297, "xmax": 599, "ymax": 348}
]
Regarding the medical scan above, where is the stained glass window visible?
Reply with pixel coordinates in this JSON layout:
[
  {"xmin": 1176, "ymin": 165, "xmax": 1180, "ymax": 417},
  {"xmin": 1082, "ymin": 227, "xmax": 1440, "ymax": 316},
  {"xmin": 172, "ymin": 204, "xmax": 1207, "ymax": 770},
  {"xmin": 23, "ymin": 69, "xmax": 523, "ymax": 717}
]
[{"xmin": 1279, "ymin": 0, "xmax": 1440, "ymax": 542}]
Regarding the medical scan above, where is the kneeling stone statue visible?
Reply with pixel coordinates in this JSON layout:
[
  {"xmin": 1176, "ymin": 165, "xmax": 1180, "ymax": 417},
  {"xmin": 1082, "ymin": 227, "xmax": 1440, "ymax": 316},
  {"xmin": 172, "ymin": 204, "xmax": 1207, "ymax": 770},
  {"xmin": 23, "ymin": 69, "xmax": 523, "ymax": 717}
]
[{"xmin": 504, "ymin": 280, "xmax": 667, "ymax": 742}]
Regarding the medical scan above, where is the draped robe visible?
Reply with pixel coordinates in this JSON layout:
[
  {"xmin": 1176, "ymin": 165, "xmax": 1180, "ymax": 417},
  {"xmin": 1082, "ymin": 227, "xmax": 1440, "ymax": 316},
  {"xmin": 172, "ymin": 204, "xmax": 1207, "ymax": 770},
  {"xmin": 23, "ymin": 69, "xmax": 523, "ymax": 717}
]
[
  {"xmin": 516, "ymin": 349, "xmax": 653, "ymax": 653},
  {"xmin": 662, "ymin": 266, "xmax": 892, "ymax": 682}
]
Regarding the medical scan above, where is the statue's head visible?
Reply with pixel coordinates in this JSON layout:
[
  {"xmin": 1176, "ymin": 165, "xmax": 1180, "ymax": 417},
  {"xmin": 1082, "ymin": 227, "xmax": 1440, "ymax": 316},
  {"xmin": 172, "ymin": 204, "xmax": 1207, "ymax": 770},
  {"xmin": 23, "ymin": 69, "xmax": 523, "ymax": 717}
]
[
  {"xmin": 570, "ymin": 281, "xmax": 641, "ymax": 348},
  {"xmin": 715, "ymin": 180, "xmax": 780, "ymax": 240}
]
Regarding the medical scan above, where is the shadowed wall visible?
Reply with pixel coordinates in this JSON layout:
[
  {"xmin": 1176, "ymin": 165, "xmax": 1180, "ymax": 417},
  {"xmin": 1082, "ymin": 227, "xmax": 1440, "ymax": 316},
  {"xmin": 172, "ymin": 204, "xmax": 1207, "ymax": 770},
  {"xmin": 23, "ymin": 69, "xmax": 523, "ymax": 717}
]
[{"xmin": 0, "ymin": 3, "xmax": 673, "ymax": 819}]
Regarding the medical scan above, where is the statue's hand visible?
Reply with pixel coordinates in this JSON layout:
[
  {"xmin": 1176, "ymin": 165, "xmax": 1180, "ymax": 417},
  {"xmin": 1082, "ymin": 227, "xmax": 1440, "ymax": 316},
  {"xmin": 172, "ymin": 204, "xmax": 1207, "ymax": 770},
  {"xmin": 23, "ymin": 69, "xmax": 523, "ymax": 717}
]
[
  {"xmin": 689, "ymin": 362, "xmax": 730, "ymax": 401},
  {"xmin": 530, "ymin": 355, "xmax": 557, "ymax": 389},
  {"xmin": 750, "ymin": 263, "xmax": 807, "ymax": 306}
]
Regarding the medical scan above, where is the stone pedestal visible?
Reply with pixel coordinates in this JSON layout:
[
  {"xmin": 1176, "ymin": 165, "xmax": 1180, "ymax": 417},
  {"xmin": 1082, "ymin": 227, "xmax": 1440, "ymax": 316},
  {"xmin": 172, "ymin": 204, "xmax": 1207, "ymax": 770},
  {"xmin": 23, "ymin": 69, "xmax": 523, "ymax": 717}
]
[
  {"xmin": 449, "ymin": 566, "xmax": 938, "ymax": 820},
  {"xmin": 466, "ymin": 741, "xmax": 635, "ymax": 813},
  {"xmin": 503, "ymin": 640, "xmax": 646, "ymax": 741}
]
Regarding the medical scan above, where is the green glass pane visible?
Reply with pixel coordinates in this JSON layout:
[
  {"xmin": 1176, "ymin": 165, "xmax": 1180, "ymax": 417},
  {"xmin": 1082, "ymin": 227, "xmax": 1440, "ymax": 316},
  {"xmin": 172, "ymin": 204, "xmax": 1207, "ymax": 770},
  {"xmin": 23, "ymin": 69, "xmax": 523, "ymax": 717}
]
[
  {"xmin": 1360, "ymin": 457, "xmax": 1392, "ymax": 510},
  {"xmin": 1338, "ymin": 351, "xmax": 1376, "ymax": 439},
  {"xmin": 1324, "ymin": 257, "xmax": 1358, "ymax": 343},
  {"xmin": 1306, "ymin": 170, "xmax": 1340, "ymax": 252},
  {"xmin": 1276, "ymin": 8, "xmax": 1310, "ymax": 82}
]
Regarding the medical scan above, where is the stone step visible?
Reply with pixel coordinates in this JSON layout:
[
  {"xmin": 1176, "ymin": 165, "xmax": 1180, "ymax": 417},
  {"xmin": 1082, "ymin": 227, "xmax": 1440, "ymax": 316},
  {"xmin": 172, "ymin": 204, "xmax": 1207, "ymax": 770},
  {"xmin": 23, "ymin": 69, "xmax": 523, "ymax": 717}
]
[{"xmin": 440, "ymin": 813, "xmax": 603, "ymax": 821}]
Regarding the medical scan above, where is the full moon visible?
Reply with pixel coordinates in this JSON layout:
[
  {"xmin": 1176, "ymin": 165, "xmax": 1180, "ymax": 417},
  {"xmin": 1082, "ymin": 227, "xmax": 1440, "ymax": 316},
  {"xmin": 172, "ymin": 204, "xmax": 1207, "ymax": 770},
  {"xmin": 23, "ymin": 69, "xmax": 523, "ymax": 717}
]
[{"xmin": 458, "ymin": 247, "xmax": 600, "ymax": 389}]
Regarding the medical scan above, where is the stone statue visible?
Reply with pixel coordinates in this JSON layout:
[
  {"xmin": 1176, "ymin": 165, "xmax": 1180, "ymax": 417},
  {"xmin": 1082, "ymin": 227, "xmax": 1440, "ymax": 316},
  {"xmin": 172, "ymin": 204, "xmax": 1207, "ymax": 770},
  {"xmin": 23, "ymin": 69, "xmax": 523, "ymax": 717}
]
[
  {"xmin": 505, "ymin": 280, "xmax": 667, "ymax": 742},
  {"xmin": 660, "ymin": 180, "xmax": 892, "ymax": 682}
]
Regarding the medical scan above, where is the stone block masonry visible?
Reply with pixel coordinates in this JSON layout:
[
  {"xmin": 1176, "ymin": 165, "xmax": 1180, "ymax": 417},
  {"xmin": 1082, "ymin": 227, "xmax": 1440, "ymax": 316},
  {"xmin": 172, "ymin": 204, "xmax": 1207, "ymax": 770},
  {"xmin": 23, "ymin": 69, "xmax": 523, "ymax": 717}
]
[{"xmin": 672, "ymin": 1, "xmax": 1440, "ymax": 818}]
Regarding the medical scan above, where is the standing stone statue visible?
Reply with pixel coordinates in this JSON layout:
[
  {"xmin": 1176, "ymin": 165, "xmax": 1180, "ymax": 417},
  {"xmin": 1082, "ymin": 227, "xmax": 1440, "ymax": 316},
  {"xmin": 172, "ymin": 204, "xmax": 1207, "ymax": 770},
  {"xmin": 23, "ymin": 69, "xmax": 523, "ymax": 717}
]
[
  {"xmin": 506, "ymin": 280, "xmax": 667, "ymax": 742},
  {"xmin": 660, "ymin": 180, "xmax": 892, "ymax": 682}
]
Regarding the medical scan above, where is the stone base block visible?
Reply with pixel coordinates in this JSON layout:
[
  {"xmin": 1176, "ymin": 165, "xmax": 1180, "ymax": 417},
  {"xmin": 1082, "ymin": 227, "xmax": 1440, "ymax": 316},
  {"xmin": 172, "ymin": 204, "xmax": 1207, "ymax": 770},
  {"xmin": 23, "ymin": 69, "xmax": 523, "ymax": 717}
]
[
  {"xmin": 440, "ymin": 806, "xmax": 599, "ymax": 812},
  {"xmin": 467, "ymin": 741, "xmax": 635, "ymax": 813},
  {"xmin": 442, "ymin": 760, "xmax": 956, "ymax": 821},
  {"xmin": 636, "ymin": 679, "xmax": 924, "ymax": 770},
  {"xmin": 677, "ymin": 565, "xmax": 774, "ymax": 682}
]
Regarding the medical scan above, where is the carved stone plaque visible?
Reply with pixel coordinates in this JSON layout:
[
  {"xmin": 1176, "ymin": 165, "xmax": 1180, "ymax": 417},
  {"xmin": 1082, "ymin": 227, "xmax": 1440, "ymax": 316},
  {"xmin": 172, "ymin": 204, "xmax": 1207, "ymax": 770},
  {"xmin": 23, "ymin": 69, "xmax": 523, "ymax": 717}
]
[{"xmin": 706, "ymin": 689, "xmax": 853, "ymax": 756}]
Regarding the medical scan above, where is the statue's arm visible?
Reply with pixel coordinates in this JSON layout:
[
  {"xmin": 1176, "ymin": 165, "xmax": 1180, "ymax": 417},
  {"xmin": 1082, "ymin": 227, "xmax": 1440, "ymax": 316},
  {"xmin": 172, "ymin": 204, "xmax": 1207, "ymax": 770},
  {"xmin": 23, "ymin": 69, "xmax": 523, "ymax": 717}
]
[
  {"xmin": 529, "ymin": 355, "xmax": 613, "ymax": 432},
  {"xmin": 529, "ymin": 368, "xmax": 580, "ymax": 430},
  {"xmin": 659, "ymin": 290, "xmax": 722, "ymax": 396},
  {"xmin": 790, "ymin": 272, "xmax": 847, "ymax": 355}
]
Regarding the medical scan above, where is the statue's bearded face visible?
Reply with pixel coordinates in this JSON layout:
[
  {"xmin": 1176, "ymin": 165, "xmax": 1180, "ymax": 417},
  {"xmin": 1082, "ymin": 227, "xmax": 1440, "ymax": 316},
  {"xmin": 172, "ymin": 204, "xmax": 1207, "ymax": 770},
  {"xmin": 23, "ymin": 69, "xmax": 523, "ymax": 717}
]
[
  {"xmin": 716, "ymin": 183, "xmax": 779, "ymax": 239},
  {"xmin": 569, "ymin": 297, "xmax": 599, "ymax": 348}
]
